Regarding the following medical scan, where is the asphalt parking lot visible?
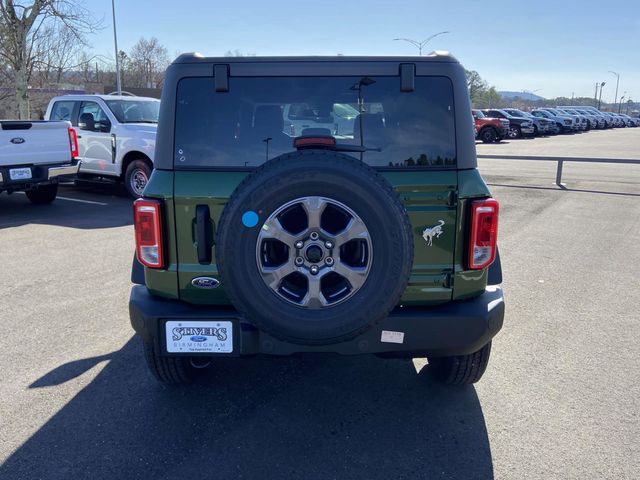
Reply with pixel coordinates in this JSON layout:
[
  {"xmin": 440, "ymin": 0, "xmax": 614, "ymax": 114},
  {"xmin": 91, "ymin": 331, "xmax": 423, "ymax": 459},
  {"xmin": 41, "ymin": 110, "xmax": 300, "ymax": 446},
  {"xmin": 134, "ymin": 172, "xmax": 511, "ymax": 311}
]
[{"xmin": 1, "ymin": 131, "xmax": 639, "ymax": 479}]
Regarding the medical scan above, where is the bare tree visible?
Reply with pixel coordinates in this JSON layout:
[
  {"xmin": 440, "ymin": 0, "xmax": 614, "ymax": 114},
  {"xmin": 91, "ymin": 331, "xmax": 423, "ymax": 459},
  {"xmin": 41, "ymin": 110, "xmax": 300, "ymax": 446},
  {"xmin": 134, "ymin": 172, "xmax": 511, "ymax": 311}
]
[
  {"xmin": 127, "ymin": 37, "xmax": 169, "ymax": 89},
  {"xmin": 37, "ymin": 22, "xmax": 95, "ymax": 84},
  {"xmin": 0, "ymin": 1, "xmax": 100, "ymax": 119}
]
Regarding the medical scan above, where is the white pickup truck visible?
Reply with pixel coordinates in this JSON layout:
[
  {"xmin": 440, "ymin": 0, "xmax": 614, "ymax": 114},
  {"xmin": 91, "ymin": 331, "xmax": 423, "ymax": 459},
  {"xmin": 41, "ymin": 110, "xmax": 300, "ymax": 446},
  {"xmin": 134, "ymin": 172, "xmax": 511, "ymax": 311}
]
[
  {"xmin": 0, "ymin": 120, "xmax": 80, "ymax": 204},
  {"xmin": 45, "ymin": 94, "xmax": 159, "ymax": 197}
]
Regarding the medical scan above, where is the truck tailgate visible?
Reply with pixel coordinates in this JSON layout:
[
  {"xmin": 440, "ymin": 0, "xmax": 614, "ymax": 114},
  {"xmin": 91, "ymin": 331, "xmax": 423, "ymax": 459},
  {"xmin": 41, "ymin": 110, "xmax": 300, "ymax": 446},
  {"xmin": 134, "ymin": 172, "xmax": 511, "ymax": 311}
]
[{"xmin": 0, "ymin": 121, "xmax": 72, "ymax": 167}]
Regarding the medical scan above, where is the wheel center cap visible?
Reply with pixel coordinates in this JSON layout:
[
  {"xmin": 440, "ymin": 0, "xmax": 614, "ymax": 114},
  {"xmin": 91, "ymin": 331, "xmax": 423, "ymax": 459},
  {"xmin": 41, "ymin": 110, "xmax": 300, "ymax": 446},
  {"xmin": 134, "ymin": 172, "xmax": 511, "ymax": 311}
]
[{"xmin": 305, "ymin": 245, "xmax": 323, "ymax": 263}]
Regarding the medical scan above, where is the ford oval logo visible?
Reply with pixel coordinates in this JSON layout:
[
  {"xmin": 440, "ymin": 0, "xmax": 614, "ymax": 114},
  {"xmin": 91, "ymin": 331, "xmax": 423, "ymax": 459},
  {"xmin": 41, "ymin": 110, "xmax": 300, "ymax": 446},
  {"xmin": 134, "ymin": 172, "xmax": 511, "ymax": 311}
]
[
  {"xmin": 191, "ymin": 277, "xmax": 219, "ymax": 289},
  {"xmin": 190, "ymin": 335, "xmax": 208, "ymax": 342},
  {"xmin": 10, "ymin": 137, "xmax": 25, "ymax": 144}
]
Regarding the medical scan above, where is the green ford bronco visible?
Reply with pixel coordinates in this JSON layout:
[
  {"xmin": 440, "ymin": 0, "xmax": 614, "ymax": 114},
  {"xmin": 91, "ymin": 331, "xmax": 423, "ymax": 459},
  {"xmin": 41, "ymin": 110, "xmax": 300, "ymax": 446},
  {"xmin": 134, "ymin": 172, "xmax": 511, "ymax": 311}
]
[{"xmin": 129, "ymin": 52, "xmax": 504, "ymax": 385}]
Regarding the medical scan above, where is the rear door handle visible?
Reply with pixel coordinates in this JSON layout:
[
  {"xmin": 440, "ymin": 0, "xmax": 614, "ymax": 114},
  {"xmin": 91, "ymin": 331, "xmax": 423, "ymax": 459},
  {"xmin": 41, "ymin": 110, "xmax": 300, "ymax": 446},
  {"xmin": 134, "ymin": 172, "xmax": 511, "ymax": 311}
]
[{"xmin": 195, "ymin": 205, "xmax": 212, "ymax": 264}]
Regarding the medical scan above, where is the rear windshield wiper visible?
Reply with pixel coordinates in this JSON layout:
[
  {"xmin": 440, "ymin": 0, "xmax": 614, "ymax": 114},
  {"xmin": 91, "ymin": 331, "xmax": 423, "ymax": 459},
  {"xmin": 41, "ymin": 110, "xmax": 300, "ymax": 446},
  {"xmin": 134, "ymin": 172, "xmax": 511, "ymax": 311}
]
[{"xmin": 332, "ymin": 144, "xmax": 381, "ymax": 153}]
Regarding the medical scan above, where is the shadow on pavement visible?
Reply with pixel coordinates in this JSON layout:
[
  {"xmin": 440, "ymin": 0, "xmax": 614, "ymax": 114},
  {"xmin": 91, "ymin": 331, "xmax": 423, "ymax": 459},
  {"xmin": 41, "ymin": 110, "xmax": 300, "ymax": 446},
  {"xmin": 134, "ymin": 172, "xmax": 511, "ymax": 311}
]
[
  {"xmin": 2, "ymin": 337, "xmax": 493, "ymax": 480},
  {"xmin": 487, "ymin": 182, "xmax": 640, "ymax": 197},
  {"xmin": 0, "ymin": 184, "xmax": 132, "ymax": 230}
]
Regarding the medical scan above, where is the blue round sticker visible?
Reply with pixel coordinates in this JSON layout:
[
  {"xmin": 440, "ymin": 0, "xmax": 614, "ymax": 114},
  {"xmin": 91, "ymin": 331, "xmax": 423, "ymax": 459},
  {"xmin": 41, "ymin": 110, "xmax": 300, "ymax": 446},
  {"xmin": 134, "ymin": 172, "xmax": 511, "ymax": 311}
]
[{"xmin": 242, "ymin": 211, "xmax": 259, "ymax": 228}]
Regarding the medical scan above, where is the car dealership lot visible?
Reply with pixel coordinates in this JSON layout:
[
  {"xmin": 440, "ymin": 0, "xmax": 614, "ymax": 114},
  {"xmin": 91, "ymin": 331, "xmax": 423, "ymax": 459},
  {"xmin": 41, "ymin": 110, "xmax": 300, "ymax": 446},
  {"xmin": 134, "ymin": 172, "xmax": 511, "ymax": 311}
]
[{"xmin": 1, "ymin": 132, "xmax": 639, "ymax": 479}]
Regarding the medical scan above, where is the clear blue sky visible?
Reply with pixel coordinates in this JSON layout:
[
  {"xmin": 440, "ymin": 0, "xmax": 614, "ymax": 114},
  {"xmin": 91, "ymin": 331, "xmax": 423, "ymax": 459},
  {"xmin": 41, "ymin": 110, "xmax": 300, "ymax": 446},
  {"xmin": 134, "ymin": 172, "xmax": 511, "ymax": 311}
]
[{"xmin": 90, "ymin": 0, "xmax": 640, "ymax": 101}]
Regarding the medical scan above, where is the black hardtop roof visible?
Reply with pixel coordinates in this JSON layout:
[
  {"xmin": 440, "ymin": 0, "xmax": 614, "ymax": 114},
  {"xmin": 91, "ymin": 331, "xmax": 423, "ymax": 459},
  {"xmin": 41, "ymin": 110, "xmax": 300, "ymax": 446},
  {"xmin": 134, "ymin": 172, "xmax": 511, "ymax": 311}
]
[
  {"xmin": 154, "ymin": 50, "xmax": 478, "ymax": 171},
  {"xmin": 172, "ymin": 51, "xmax": 459, "ymax": 64}
]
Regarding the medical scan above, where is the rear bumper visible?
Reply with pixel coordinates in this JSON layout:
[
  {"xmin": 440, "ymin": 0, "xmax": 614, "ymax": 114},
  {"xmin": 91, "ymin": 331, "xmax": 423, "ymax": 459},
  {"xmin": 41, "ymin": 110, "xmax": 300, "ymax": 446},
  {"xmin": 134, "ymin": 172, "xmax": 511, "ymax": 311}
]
[
  {"xmin": 48, "ymin": 162, "xmax": 79, "ymax": 179},
  {"xmin": 129, "ymin": 285, "xmax": 505, "ymax": 358},
  {"xmin": 0, "ymin": 160, "xmax": 79, "ymax": 190}
]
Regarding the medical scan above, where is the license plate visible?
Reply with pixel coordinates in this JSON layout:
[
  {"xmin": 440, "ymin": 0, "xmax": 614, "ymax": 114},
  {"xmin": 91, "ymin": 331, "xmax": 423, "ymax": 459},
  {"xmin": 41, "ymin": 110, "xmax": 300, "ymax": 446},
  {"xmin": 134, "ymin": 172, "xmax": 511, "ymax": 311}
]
[
  {"xmin": 165, "ymin": 320, "xmax": 233, "ymax": 353},
  {"xmin": 9, "ymin": 167, "xmax": 32, "ymax": 180}
]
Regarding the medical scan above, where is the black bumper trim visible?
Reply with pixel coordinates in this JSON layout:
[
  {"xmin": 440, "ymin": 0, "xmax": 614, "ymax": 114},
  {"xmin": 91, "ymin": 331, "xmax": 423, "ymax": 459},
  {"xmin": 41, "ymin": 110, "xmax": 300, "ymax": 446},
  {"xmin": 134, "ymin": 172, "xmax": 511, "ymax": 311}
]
[{"xmin": 129, "ymin": 285, "xmax": 504, "ymax": 357}]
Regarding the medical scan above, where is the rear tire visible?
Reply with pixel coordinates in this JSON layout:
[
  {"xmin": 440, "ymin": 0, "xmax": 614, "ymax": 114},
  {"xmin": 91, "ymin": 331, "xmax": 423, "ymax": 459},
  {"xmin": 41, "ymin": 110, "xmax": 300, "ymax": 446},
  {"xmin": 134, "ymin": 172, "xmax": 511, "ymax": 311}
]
[
  {"xmin": 124, "ymin": 159, "xmax": 152, "ymax": 198},
  {"xmin": 25, "ymin": 183, "xmax": 58, "ymax": 204},
  {"xmin": 425, "ymin": 341, "xmax": 492, "ymax": 385},
  {"xmin": 142, "ymin": 340, "xmax": 206, "ymax": 384}
]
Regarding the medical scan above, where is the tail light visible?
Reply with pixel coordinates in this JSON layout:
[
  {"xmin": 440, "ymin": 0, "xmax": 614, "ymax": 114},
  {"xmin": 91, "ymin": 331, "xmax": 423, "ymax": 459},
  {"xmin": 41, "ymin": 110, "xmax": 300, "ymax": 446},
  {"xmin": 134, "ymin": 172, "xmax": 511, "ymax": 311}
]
[
  {"xmin": 290, "ymin": 124, "xmax": 296, "ymax": 136},
  {"xmin": 68, "ymin": 127, "xmax": 79, "ymax": 159},
  {"xmin": 134, "ymin": 199, "xmax": 164, "ymax": 268},
  {"xmin": 468, "ymin": 198, "xmax": 499, "ymax": 270}
]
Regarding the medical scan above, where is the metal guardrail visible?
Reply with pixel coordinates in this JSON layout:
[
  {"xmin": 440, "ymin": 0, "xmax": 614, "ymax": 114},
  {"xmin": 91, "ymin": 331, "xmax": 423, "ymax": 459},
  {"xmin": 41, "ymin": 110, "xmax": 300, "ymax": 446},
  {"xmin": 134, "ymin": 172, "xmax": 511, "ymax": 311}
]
[{"xmin": 477, "ymin": 154, "xmax": 640, "ymax": 187}]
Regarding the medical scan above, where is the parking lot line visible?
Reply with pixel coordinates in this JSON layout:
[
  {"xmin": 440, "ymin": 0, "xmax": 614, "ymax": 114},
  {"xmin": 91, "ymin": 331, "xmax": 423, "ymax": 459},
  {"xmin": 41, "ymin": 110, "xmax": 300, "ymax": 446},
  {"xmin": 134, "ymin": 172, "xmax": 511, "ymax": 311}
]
[
  {"xmin": 14, "ymin": 192, "xmax": 109, "ymax": 206},
  {"xmin": 56, "ymin": 196, "xmax": 109, "ymax": 206}
]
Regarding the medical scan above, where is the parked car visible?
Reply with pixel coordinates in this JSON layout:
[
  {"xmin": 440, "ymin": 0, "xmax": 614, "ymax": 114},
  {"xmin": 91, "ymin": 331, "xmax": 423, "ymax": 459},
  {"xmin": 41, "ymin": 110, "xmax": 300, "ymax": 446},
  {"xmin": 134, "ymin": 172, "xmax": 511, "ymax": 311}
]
[
  {"xmin": 502, "ymin": 108, "xmax": 553, "ymax": 136},
  {"xmin": 557, "ymin": 106, "xmax": 610, "ymax": 128},
  {"xmin": 531, "ymin": 109, "xmax": 574, "ymax": 133},
  {"xmin": 540, "ymin": 108, "xmax": 580, "ymax": 131},
  {"xmin": 560, "ymin": 108, "xmax": 599, "ymax": 130},
  {"xmin": 611, "ymin": 112, "xmax": 628, "ymax": 127},
  {"xmin": 129, "ymin": 53, "xmax": 505, "ymax": 385},
  {"xmin": 600, "ymin": 112, "xmax": 622, "ymax": 127},
  {"xmin": 482, "ymin": 109, "xmax": 535, "ymax": 138},
  {"xmin": 555, "ymin": 108, "xmax": 589, "ymax": 130},
  {"xmin": 619, "ymin": 114, "xmax": 639, "ymax": 127},
  {"xmin": 45, "ymin": 94, "xmax": 160, "ymax": 197},
  {"xmin": 571, "ymin": 108, "xmax": 605, "ymax": 129},
  {"xmin": 0, "ymin": 120, "xmax": 79, "ymax": 204},
  {"xmin": 472, "ymin": 109, "xmax": 509, "ymax": 143}
]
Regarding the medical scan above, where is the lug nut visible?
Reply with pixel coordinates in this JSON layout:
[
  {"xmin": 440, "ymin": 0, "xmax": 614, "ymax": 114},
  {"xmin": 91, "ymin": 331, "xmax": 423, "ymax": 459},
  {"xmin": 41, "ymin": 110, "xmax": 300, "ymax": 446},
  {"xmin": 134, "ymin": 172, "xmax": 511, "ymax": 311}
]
[
  {"xmin": 295, "ymin": 241, "xmax": 304, "ymax": 249},
  {"xmin": 295, "ymin": 257, "xmax": 304, "ymax": 266},
  {"xmin": 325, "ymin": 241, "xmax": 333, "ymax": 249},
  {"xmin": 310, "ymin": 265, "xmax": 319, "ymax": 275},
  {"xmin": 325, "ymin": 257, "xmax": 334, "ymax": 266},
  {"xmin": 310, "ymin": 232, "xmax": 319, "ymax": 241}
]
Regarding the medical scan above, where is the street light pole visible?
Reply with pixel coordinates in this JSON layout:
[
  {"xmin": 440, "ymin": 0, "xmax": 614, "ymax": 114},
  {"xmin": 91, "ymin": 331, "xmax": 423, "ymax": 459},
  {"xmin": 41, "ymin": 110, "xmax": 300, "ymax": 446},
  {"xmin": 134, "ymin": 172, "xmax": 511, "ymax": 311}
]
[
  {"xmin": 393, "ymin": 31, "xmax": 450, "ymax": 55},
  {"xmin": 598, "ymin": 81, "xmax": 606, "ymax": 109},
  {"xmin": 608, "ymin": 71, "xmax": 619, "ymax": 106},
  {"xmin": 112, "ymin": 0, "xmax": 122, "ymax": 95},
  {"xmin": 618, "ymin": 91, "xmax": 626, "ymax": 114},
  {"xmin": 594, "ymin": 82, "xmax": 599, "ymax": 106}
]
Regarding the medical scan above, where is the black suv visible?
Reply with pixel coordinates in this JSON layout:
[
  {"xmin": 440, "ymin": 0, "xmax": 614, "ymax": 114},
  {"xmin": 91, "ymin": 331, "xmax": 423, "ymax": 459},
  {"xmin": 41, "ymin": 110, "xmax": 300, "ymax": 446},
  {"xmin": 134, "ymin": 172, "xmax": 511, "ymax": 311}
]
[
  {"xmin": 482, "ymin": 109, "xmax": 535, "ymax": 139},
  {"xmin": 129, "ymin": 53, "xmax": 505, "ymax": 385}
]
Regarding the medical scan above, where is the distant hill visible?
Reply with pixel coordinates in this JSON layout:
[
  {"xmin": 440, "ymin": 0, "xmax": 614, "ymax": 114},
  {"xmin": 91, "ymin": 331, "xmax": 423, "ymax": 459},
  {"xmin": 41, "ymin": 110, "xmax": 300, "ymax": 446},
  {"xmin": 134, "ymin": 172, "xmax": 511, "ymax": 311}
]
[{"xmin": 499, "ymin": 91, "xmax": 545, "ymax": 101}]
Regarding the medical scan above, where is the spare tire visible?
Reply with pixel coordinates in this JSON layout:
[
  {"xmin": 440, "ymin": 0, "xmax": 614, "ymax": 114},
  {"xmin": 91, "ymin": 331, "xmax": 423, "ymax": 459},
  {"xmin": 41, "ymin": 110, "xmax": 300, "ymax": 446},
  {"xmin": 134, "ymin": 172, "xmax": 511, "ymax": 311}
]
[{"xmin": 216, "ymin": 150, "xmax": 413, "ymax": 345}]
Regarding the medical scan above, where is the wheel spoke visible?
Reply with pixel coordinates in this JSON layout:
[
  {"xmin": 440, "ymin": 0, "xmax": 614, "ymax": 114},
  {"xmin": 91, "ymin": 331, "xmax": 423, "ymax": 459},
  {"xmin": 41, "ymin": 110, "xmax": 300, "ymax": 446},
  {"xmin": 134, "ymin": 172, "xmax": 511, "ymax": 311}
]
[
  {"xmin": 260, "ymin": 217, "xmax": 297, "ymax": 247},
  {"xmin": 301, "ymin": 197, "xmax": 327, "ymax": 230},
  {"xmin": 260, "ymin": 261, "xmax": 297, "ymax": 289},
  {"xmin": 301, "ymin": 274, "xmax": 328, "ymax": 308},
  {"xmin": 333, "ymin": 218, "xmax": 369, "ymax": 246},
  {"xmin": 333, "ymin": 261, "xmax": 368, "ymax": 289}
]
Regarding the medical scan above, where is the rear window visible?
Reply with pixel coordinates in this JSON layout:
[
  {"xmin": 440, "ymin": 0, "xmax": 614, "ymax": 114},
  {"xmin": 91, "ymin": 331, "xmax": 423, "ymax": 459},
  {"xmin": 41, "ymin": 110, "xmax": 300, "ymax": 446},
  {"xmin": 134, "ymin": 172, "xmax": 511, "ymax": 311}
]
[
  {"xmin": 50, "ymin": 101, "xmax": 75, "ymax": 122},
  {"xmin": 174, "ymin": 76, "xmax": 456, "ymax": 169}
]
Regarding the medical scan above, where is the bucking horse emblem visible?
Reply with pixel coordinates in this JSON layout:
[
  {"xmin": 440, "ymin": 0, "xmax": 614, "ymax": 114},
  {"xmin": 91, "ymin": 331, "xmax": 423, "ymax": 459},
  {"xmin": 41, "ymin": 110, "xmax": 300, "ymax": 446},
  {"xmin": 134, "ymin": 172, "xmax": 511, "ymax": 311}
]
[{"xmin": 422, "ymin": 220, "xmax": 445, "ymax": 246}]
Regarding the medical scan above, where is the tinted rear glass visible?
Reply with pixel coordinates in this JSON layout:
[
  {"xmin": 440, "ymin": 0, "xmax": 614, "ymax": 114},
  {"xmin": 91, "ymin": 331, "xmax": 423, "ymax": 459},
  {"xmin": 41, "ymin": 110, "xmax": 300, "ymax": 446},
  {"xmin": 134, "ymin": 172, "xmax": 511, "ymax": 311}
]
[{"xmin": 174, "ymin": 76, "xmax": 456, "ymax": 169}]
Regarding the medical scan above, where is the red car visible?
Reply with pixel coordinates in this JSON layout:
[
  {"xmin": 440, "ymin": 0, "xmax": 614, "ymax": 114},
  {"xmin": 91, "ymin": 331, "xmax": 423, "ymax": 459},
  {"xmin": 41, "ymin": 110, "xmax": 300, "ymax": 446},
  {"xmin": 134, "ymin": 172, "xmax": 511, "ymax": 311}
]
[{"xmin": 472, "ymin": 109, "xmax": 509, "ymax": 143}]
